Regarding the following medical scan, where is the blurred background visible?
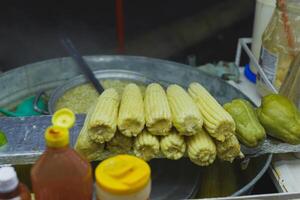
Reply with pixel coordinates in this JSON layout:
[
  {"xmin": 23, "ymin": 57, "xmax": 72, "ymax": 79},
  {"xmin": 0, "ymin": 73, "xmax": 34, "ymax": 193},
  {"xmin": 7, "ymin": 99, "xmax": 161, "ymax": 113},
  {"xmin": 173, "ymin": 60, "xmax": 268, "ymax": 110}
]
[{"xmin": 0, "ymin": 0, "xmax": 254, "ymax": 71}]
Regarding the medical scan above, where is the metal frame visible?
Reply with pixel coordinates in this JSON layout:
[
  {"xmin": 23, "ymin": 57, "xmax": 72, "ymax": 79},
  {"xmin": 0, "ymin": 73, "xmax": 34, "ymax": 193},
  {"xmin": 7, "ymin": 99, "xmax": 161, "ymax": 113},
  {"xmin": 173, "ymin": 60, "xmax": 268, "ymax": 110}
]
[{"xmin": 234, "ymin": 38, "xmax": 278, "ymax": 93}]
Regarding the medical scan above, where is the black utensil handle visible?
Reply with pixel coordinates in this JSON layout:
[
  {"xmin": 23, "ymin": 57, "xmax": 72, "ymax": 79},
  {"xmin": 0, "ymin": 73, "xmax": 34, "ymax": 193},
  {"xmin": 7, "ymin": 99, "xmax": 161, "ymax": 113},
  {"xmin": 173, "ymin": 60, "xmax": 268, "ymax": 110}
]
[{"xmin": 61, "ymin": 38, "xmax": 104, "ymax": 94}]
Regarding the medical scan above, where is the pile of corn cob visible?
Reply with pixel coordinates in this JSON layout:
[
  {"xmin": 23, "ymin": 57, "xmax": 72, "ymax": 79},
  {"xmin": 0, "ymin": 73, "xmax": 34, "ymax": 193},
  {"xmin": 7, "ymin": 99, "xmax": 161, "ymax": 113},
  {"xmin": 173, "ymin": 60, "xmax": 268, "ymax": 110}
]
[{"xmin": 75, "ymin": 82, "xmax": 244, "ymax": 166}]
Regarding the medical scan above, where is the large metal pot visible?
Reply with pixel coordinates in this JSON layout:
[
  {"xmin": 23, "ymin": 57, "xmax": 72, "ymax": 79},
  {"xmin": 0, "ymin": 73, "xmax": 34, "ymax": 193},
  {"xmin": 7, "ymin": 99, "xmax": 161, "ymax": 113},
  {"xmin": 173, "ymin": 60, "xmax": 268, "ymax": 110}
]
[
  {"xmin": 0, "ymin": 56, "xmax": 272, "ymax": 198},
  {"xmin": 46, "ymin": 60, "xmax": 272, "ymax": 198}
]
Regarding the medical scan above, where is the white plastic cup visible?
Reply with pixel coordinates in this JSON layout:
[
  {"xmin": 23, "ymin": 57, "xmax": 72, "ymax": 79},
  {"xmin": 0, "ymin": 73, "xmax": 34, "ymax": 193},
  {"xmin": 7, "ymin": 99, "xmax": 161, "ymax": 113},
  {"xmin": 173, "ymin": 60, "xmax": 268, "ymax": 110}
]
[
  {"xmin": 0, "ymin": 167, "xmax": 19, "ymax": 193},
  {"xmin": 95, "ymin": 155, "xmax": 151, "ymax": 200},
  {"xmin": 250, "ymin": 0, "xmax": 276, "ymax": 74},
  {"xmin": 96, "ymin": 180, "xmax": 151, "ymax": 200}
]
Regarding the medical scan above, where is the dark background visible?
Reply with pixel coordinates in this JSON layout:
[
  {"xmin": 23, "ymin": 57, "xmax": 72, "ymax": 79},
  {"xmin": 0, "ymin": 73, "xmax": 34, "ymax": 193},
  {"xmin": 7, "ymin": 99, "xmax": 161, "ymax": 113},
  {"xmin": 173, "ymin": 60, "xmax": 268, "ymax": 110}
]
[{"xmin": 0, "ymin": 0, "xmax": 254, "ymax": 71}]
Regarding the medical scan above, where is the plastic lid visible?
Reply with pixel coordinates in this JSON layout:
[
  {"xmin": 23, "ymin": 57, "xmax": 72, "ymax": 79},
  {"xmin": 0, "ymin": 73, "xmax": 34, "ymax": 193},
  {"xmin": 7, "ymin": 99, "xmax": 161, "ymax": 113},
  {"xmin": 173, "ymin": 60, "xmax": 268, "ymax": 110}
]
[
  {"xmin": 52, "ymin": 108, "xmax": 75, "ymax": 129},
  {"xmin": 95, "ymin": 154, "xmax": 151, "ymax": 195},
  {"xmin": 45, "ymin": 126, "xmax": 69, "ymax": 148},
  {"xmin": 244, "ymin": 64, "xmax": 257, "ymax": 83},
  {"xmin": 0, "ymin": 167, "xmax": 19, "ymax": 193}
]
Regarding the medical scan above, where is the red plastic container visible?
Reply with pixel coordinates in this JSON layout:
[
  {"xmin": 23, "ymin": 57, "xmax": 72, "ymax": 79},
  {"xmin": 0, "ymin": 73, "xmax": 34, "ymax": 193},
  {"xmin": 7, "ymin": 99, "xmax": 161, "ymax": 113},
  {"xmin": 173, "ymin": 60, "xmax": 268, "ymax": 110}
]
[{"xmin": 31, "ymin": 126, "xmax": 93, "ymax": 200}]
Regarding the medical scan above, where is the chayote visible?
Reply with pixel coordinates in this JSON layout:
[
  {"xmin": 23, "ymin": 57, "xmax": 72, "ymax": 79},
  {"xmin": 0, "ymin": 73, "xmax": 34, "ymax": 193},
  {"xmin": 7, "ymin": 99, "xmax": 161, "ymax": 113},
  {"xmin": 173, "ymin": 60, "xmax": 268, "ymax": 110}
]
[
  {"xmin": 224, "ymin": 99, "xmax": 266, "ymax": 147},
  {"xmin": 257, "ymin": 94, "xmax": 300, "ymax": 144}
]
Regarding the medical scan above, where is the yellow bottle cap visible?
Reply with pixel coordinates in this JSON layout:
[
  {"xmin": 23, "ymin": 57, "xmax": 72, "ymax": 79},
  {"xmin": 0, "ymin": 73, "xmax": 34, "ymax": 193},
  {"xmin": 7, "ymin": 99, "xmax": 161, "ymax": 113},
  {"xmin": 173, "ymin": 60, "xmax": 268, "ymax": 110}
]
[
  {"xmin": 52, "ymin": 108, "xmax": 75, "ymax": 129},
  {"xmin": 45, "ymin": 126, "xmax": 69, "ymax": 148},
  {"xmin": 95, "ymin": 154, "xmax": 151, "ymax": 195}
]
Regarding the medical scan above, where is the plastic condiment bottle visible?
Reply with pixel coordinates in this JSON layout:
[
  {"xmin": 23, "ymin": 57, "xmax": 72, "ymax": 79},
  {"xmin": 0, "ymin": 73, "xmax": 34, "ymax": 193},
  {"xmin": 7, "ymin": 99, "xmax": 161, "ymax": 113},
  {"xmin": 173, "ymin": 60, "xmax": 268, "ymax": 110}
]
[
  {"xmin": 95, "ymin": 154, "xmax": 151, "ymax": 200},
  {"xmin": 31, "ymin": 108, "xmax": 93, "ymax": 200},
  {"xmin": 0, "ymin": 166, "xmax": 31, "ymax": 200}
]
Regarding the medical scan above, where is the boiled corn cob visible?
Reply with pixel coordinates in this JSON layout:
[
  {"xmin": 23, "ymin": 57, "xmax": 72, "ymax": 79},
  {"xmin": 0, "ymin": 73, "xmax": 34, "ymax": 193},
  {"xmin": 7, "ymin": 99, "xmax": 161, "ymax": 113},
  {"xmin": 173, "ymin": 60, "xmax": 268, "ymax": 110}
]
[
  {"xmin": 88, "ymin": 88, "xmax": 120, "ymax": 144},
  {"xmin": 160, "ymin": 129, "xmax": 186, "ymax": 160},
  {"xmin": 167, "ymin": 84, "xmax": 203, "ymax": 136},
  {"xmin": 75, "ymin": 108, "xmax": 105, "ymax": 161},
  {"xmin": 118, "ymin": 83, "xmax": 145, "ymax": 137},
  {"xmin": 144, "ymin": 83, "xmax": 172, "ymax": 135},
  {"xmin": 215, "ymin": 133, "xmax": 244, "ymax": 162},
  {"xmin": 106, "ymin": 131, "xmax": 133, "ymax": 154},
  {"xmin": 133, "ymin": 130, "xmax": 160, "ymax": 161},
  {"xmin": 187, "ymin": 129, "xmax": 216, "ymax": 166},
  {"xmin": 188, "ymin": 82, "xmax": 235, "ymax": 142}
]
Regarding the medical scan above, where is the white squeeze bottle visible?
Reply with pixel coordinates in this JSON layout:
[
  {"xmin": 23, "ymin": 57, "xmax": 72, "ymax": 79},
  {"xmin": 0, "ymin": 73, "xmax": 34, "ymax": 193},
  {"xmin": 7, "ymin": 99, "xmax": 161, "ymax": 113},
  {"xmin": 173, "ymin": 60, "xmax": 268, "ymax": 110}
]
[
  {"xmin": 0, "ymin": 166, "xmax": 31, "ymax": 200},
  {"xmin": 95, "ymin": 154, "xmax": 151, "ymax": 200}
]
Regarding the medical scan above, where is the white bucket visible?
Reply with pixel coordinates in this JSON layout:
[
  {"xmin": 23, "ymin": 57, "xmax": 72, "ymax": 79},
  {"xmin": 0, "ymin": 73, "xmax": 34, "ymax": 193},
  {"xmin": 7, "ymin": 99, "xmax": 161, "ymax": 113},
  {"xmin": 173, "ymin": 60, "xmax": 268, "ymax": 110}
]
[{"xmin": 250, "ymin": 0, "xmax": 276, "ymax": 74}]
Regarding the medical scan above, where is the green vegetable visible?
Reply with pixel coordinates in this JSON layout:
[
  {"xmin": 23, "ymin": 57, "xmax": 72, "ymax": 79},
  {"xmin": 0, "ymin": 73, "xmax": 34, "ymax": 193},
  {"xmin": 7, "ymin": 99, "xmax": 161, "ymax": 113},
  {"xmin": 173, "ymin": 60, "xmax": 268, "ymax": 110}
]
[
  {"xmin": 224, "ymin": 99, "xmax": 266, "ymax": 147},
  {"xmin": 0, "ymin": 130, "xmax": 8, "ymax": 147},
  {"xmin": 257, "ymin": 94, "xmax": 300, "ymax": 144}
]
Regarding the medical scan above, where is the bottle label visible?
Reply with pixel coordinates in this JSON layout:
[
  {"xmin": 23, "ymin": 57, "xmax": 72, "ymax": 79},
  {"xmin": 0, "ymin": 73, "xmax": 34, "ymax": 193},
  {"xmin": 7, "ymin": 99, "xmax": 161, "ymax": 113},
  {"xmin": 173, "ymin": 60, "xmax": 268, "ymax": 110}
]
[{"xmin": 259, "ymin": 46, "xmax": 278, "ymax": 84}]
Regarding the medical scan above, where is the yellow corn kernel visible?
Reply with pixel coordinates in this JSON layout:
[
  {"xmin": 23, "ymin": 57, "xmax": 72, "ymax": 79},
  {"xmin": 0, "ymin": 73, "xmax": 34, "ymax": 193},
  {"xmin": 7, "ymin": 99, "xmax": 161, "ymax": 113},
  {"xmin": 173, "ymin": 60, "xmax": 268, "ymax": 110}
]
[
  {"xmin": 75, "ymin": 109, "xmax": 105, "ymax": 161},
  {"xmin": 167, "ymin": 84, "xmax": 203, "ymax": 136},
  {"xmin": 88, "ymin": 88, "xmax": 120, "ymax": 144},
  {"xmin": 144, "ymin": 83, "xmax": 172, "ymax": 135},
  {"xmin": 187, "ymin": 129, "xmax": 216, "ymax": 166},
  {"xmin": 160, "ymin": 129, "xmax": 186, "ymax": 160},
  {"xmin": 215, "ymin": 133, "xmax": 244, "ymax": 162},
  {"xmin": 106, "ymin": 131, "xmax": 133, "ymax": 154},
  {"xmin": 188, "ymin": 82, "xmax": 235, "ymax": 142},
  {"xmin": 133, "ymin": 130, "xmax": 160, "ymax": 161},
  {"xmin": 118, "ymin": 83, "xmax": 145, "ymax": 137}
]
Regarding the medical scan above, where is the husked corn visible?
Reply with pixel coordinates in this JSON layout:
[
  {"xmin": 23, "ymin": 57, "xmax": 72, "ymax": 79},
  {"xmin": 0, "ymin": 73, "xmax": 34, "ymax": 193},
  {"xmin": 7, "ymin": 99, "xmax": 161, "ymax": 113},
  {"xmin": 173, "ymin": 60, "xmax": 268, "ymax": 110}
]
[
  {"xmin": 133, "ymin": 130, "xmax": 160, "ymax": 161},
  {"xmin": 160, "ymin": 129, "xmax": 186, "ymax": 160},
  {"xmin": 106, "ymin": 131, "xmax": 133, "ymax": 153},
  {"xmin": 188, "ymin": 82, "xmax": 235, "ymax": 142},
  {"xmin": 118, "ymin": 83, "xmax": 145, "ymax": 137},
  {"xmin": 187, "ymin": 129, "xmax": 216, "ymax": 166},
  {"xmin": 75, "ymin": 109, "xmax": 105, "ymax": 161},
  {"xmin": 167, "ymin": 84, "xmax": 203, "ymax": 136},
  {"xmin": 88, "ymin": 88, "xmax": 119, "ymax": 144},
  {"xmin": 215, "ymin": 133, "xmax": 244, "ymax": 162},
  {"xmin": 144, "ymin": 83, "xmax": 172, "ymax": 135}
]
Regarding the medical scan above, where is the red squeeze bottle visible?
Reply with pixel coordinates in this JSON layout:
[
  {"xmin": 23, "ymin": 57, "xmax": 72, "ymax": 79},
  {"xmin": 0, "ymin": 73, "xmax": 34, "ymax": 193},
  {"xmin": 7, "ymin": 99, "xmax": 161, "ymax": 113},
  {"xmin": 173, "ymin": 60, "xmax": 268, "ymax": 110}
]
[
  {"xmin": 31, "ymin": 109, "xmax": 93, "ymax": 200},
  {"xmin": 0, "ymin": 166, "xmax": 31, "ymax": 200},
  {"xmin": 31, "ymin": 126, "xmax": 93, "ymax": 200}
]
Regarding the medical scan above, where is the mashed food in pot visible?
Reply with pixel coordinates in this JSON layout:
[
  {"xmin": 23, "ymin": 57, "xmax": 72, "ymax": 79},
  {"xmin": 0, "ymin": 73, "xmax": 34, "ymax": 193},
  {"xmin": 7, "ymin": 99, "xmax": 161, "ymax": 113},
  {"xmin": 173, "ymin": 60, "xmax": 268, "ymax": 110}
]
[{"xmin": 55, "ymin": 80, "xmax": 145, "ymax": 113}]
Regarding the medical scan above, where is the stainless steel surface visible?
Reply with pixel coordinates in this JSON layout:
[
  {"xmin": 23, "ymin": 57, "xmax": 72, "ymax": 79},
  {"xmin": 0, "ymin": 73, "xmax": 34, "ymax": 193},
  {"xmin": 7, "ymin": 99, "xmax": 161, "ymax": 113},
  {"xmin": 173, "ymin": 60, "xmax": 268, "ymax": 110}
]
[
  {"xmin": 233, "ymin": 155, "xmax": 272, "ymax": 196},
  {"xmin": 0, "ymin": 55, "xmax": 273, "ymax": 197},
  {"xmin": 0, "ymin": 115, "xmax": 84, "ymax": 165}
]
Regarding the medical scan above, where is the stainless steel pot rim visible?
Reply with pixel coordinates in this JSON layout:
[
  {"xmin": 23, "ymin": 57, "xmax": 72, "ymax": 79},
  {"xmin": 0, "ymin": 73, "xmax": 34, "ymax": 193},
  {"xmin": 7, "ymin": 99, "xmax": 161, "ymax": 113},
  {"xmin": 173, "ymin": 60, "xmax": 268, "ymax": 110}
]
[{"xmin": 232, "ymin": 154, "xmax": 273, "ymax": 196}]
